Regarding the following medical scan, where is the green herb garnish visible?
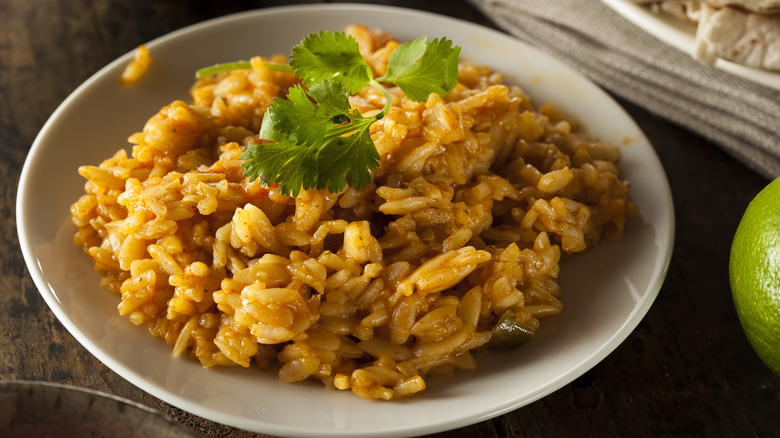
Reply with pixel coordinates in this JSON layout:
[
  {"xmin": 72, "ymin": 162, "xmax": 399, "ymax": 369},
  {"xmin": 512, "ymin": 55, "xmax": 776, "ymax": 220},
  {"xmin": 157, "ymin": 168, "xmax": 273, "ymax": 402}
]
[{"xmin": 196, "ymin": 31, "xmax": 460, "ymax": 197}]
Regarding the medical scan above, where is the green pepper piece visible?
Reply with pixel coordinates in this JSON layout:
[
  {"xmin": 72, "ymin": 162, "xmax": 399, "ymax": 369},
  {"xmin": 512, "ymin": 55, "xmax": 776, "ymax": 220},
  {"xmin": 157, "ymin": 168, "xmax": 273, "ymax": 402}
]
[{"xmin": 489, "ymin": 310, "xmax": 536, "ymax": 349}]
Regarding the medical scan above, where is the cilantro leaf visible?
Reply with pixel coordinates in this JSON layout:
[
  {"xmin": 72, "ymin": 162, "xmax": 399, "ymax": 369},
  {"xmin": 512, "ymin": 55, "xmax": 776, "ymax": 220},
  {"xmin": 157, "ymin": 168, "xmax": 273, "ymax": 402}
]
[
  {"xmin": 257, "ymin": 96, "xmax": 300, "ymax": 144},
  {"xmin": 378, "ymin": 37, "xmax": 461, "ymax": 102},
  {"xmin": 317, "ymin": 112, "xmax": 380, "ymax": 193},
  {"xmin": 290, "ymin": 31, "xmax": 372, "ymax": 94},
  {"xmin": 253, "ymin": 79, "xmax": 375, "ymax": 197},
  {"xmin": 214, "ymin": 30, "xmax": 462, "ymax": 198},
  {"xmin": 306, "ymin": 79, "xmax": 353, "ymax": 117},
  {"xmin": 241, "ymin": 140, "xmax": 318, "ymax": 198},
  {"xmin": 260, "ymin": 82, "xmax": 351, "ymax": 149}
]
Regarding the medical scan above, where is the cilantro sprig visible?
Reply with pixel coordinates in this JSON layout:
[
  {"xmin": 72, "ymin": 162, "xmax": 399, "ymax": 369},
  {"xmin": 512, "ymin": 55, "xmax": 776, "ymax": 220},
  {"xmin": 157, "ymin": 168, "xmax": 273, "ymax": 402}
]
[{"xmin": 196, "ymin": 31, "xmax": 461, "ymax": 197}]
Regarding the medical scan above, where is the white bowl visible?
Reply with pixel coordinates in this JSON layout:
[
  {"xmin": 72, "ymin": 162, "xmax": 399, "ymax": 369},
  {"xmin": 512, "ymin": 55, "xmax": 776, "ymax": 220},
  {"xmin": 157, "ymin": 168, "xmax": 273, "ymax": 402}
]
[{"xmin": 17, "ymin": 4, "xmax": 674, "ymax": 437}]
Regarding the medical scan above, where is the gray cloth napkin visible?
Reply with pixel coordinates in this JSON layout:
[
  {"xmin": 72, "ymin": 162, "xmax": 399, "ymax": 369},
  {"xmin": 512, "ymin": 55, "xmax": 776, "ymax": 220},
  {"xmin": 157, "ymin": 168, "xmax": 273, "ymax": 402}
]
[{"xmin": 467, "ymin": 0, "xmax": 780, "ymax": 179}]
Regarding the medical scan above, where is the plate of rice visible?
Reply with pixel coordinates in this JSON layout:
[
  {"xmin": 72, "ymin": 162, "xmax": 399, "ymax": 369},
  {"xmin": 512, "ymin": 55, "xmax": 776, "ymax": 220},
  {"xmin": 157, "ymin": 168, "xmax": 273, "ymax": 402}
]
[{"xmin": 17, "ymin": 4, "xmax": 674, "ymax": 437}]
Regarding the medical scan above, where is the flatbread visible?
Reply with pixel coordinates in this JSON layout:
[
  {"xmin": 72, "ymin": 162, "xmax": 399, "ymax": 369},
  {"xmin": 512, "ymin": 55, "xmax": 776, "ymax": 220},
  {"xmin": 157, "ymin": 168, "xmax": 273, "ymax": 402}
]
[
  {"xmin": 694, "ymin": 4, "xmax": 780, "ymax": 70},
  {"xmin": 700, "ymin": 0, "xmax": 780, "ymax": 13},
  {"xmin": 650, "ymin": 1, "xmax": 702, "ymax": 21},
  {"xmin": 629, "ymin": 0, "xmax": 780, "ymax": 13},
  {"xmin": 627, "ymin": 1, "xmax": 780, "ymax": 70}
]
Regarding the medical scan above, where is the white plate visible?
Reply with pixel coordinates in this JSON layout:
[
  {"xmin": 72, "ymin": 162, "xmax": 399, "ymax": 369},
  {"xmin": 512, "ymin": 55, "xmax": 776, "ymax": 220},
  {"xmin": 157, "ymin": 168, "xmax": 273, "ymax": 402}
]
[
  {"xmin": 601, "ymin": 0, "xmax": 780, "ymax": 90},
  {"xmin": 16, "ymin": 4, "xmax": 674, "ymax": 437}
]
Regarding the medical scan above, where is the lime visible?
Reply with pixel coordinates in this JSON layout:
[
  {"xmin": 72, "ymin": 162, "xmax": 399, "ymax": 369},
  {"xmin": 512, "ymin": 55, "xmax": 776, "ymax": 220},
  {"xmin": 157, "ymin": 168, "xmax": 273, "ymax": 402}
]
[{"xmin": 729, "ymin": 176, "xmax": 780, "ymax": 376}]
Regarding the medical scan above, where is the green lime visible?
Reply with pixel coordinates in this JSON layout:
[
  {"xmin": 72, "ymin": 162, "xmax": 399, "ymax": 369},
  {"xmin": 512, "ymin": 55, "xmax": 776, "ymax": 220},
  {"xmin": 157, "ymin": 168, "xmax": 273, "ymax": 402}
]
[{"xmin": 729, "ymin": 176, "xmax": 780, "ymax": 376}]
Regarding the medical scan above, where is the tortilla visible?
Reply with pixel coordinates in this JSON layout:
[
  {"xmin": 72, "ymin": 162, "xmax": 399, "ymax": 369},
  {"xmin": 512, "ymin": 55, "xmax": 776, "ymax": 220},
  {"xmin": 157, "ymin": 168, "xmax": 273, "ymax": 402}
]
[
  {"xmin": 629, "ymin": 0, "xmax": 780, "ymax": 13},
  {"xmin": 700, "ymin": 0, "xmax": 780, "ymax": 13},
  {"xmin": 628, "ymin": 1, "xmax": 780, "ymax": 71},
  {"xmin": 650, "ymin": 1, "xmax": 702, "ymax": 21},
  {"xmin": 694, "ymin": 4, "xmax": 780, "ymax": 70}
]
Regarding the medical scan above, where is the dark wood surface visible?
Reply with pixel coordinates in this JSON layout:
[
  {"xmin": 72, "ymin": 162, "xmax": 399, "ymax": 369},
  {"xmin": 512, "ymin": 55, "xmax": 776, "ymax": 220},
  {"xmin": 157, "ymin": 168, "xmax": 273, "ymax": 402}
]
[{"xmin": 2, "ymin": 0, "xmax": 778, "ymax": 437}]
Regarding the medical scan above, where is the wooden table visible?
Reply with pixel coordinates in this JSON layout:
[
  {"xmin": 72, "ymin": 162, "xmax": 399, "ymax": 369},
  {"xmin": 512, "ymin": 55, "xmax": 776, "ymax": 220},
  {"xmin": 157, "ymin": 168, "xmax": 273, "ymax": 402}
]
[{"xmin": 2, "ymin": 0, "xmax": 777, "ymax": 436}]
